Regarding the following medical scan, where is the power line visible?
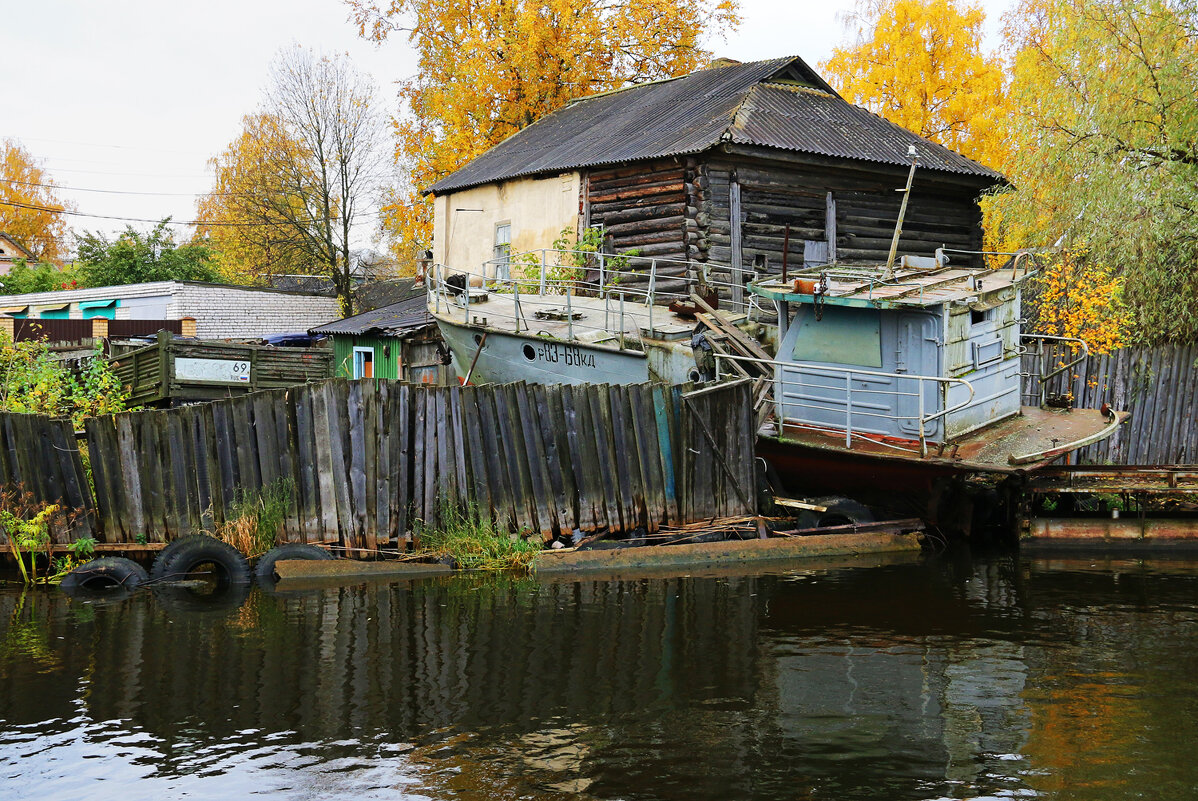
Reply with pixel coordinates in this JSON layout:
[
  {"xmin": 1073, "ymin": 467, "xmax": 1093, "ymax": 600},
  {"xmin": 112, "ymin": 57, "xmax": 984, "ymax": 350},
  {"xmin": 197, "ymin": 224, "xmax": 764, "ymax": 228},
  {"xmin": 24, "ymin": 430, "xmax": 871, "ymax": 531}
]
[
  {"xmin": 11, "ymin": 135, "xmax": 206, "ymax": 157},
  {"xmin": 30, "ymin": 166, "xmax": 213, "ymax": 179},
  {"xmin": 1, "ymin": 198, "xmax": 397, "ymax": 228},
  {"xmin": 1, "ymin": 177, "xmax": 229, "ymax": 198}
]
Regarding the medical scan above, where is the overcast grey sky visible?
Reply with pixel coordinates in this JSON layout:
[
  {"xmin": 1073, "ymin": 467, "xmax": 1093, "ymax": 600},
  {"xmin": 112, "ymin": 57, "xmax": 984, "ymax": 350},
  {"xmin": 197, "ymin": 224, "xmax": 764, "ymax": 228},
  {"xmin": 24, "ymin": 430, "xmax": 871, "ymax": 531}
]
[{"xmin": 2, "ymin": 0, "xmax": 1012, "ymax": 246}]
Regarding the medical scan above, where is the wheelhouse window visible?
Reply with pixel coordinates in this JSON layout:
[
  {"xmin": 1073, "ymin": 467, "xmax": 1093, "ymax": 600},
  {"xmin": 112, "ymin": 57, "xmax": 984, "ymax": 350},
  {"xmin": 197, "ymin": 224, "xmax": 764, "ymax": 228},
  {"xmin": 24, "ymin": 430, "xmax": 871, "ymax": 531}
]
[{"xmin": 352, "ymin": 346, "xmax": 374, "ymax": 379}]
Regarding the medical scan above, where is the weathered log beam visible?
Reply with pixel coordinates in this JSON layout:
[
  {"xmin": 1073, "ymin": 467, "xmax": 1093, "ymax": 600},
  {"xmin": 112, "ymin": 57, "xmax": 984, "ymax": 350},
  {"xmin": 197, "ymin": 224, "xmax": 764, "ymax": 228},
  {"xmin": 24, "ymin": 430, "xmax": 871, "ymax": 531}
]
[
  {"xmin": 603, "ymin": 214, "xmax": 689, "ymax": 237},
  {"xmin": 588, "ymin": 179, "xmax": 686, "ymax": 204}
]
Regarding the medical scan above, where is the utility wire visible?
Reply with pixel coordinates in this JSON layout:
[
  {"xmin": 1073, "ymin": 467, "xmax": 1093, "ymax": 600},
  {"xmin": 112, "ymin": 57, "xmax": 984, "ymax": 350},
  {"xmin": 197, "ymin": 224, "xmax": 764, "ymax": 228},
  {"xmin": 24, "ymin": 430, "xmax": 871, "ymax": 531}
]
[
  {"xmin": 12, "ymin": 135, "xmax": 206, "ymax": 156},
  {"xmin": 1, "ymin": 198, "xmax": 398, "ymax": 227},
  {"xmin": 0, "ymin": 177, "xmax": 232, "ymax": 198}
]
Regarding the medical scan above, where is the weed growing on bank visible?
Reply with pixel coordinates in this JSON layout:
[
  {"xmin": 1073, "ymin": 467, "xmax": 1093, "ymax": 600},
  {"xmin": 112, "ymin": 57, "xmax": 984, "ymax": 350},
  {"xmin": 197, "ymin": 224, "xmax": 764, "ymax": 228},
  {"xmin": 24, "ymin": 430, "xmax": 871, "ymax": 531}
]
[{"xmin": 415, "ymin": 502, "xmax": 541, "ymax": 572}]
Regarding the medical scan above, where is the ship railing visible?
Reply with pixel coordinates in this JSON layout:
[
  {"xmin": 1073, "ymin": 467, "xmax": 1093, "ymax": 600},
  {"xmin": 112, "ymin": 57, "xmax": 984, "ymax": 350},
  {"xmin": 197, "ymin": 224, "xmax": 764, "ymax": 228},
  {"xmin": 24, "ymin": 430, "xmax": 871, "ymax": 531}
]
[
  {"xmin": 713, "ymin": 352, "xmax": 975, "ymax": 457},
  {"xmin": 480, "ymin": 248, "xmax": 762, "ymax": 316},
  {"xmin": 428, "ymin": 262, "xmax": 667, "ymax": 350},
  {"xmin": 1018, "ymin": 335, "xmax": 1089, "ymax": 407}
]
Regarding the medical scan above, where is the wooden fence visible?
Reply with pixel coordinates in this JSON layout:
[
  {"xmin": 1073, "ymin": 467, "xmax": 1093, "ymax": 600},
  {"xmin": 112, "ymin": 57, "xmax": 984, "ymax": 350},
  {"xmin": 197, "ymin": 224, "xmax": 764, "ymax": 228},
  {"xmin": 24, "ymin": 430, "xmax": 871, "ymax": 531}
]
[
  {"xmin": 1023, "ymin": 342, "xmax": 1198, "ymax": 465},
  {"xmin": 80, "ymin": 378, "xmax": 754, "ymax": 548},
  {"xmin": 0, "ymin": 413, "xmax": 96, "ymax": 545}
]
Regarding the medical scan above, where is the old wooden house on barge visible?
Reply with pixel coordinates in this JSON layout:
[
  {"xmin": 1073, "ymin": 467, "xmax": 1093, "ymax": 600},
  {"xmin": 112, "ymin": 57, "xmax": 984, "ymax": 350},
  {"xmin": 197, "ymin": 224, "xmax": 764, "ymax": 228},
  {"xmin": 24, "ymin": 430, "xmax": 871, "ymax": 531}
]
[{"xmin": 426, "ymin": 56, "xmax": 1004, "ymax": 289}]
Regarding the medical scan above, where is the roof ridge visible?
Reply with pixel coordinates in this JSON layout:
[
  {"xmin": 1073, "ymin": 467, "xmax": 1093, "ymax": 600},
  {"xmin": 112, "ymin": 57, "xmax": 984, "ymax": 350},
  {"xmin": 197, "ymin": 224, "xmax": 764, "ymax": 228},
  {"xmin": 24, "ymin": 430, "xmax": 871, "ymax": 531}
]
[{"xmin": 564, "ymin": 56, "xmax": 796, "ymax": 109}]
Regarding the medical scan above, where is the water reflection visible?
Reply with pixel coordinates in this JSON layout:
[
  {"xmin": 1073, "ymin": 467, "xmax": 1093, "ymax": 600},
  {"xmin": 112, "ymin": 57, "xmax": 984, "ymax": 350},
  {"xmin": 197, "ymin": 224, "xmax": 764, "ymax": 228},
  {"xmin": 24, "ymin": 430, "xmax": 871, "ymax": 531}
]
[{"xmin": 1, "ymin": 555, "xmax": 1197, "ymax": 800}]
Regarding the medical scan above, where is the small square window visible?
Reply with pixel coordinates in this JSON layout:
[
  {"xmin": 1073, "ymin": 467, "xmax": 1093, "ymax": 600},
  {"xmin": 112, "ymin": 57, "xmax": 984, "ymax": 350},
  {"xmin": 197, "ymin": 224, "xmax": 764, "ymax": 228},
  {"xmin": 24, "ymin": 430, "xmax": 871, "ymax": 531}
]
[
  {"xmin": 352, "ymin": 347, "xmax": 374, "ymax": 379},
  {"xmin": 970, "ymin": 308, "xmax": 988, "ymax": 326}
]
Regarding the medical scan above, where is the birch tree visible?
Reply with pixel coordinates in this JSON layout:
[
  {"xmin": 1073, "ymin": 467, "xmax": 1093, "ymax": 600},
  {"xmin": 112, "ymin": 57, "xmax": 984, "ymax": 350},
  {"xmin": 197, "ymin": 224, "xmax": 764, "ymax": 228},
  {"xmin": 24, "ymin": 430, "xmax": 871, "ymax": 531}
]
[
  {"xmin": 197, "ymin": 47, "xmax": 385, "ymax": 316},
  {"xmin": 820, "ymin": 0, "xmax": 1009, "ymax": 170}
]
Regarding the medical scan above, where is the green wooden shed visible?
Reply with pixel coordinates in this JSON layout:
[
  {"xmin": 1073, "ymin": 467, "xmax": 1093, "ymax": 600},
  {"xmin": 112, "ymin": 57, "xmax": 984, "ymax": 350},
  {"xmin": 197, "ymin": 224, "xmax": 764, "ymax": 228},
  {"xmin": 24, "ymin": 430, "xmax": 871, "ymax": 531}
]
[{"xmin": 309, "ymin": 282, "xmax": 450, "ymax": 384}]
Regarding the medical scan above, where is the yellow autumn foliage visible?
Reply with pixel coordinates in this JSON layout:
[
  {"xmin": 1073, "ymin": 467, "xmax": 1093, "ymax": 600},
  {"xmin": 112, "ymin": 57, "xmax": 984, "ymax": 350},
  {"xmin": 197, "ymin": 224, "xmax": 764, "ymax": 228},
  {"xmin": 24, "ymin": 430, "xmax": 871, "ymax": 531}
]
[
  {"xmin": 347, "ymin": 0, "xmax": 740, "ymax": 254},
  {"xmin": 0, "ymin": 140, "xmax": 72, "ymax": 264},
  {"xmin": 1031, "ymin": 250, "xmax": 1129, "ymax": 354},
  {"xmin": 820, "ymin": 0, "xmax": 1009, "ymax": 171},
  {"xmin": 195, "ymin": 113, "xmax": 314, "ymax": 284}
]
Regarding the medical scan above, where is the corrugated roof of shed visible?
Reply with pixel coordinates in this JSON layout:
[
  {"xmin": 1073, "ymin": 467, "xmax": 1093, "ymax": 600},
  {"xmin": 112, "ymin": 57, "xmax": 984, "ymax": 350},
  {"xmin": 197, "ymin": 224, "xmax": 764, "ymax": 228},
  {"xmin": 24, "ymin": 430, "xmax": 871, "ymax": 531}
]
[{"xmin": 309, "ymin": 289, "xmax": 431, "ymax": 337}]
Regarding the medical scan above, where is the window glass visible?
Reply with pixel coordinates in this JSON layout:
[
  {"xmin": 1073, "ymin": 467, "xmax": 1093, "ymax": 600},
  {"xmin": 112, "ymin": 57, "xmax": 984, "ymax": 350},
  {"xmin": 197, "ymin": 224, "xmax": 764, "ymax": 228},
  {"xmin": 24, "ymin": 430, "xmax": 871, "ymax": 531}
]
[
  {"xmin": 494, "ymin": 222, "xmax": 511, "ymax": 276},
  {"xmin": 353, "ymin": 347, "xmax": 374, "ymax": 379},
  {"xmin": 791, "ymin": 306, "xmax": 883, "ymax": 368}
]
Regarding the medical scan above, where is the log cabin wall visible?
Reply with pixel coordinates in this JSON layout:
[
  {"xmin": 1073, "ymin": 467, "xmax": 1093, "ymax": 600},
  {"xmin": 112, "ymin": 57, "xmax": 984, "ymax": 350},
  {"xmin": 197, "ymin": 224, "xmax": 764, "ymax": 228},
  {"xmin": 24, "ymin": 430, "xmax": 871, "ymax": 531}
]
[
  {"xmin": 583, "ymin": 159, "xmax": 702, "ymax": 262},
  {"xmin": 700, "ymin": 149, "xmax": 987, "ymax": 281},
  {"xmin": 580, "ymin": 149, "xmax": 986, "ymax": 306}
]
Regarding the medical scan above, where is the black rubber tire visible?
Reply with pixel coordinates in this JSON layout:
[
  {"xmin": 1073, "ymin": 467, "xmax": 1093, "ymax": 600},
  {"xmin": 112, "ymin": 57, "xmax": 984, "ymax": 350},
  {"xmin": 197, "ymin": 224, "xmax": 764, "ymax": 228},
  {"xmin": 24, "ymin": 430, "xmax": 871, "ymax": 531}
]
[
  {"xmin": 60, "ymin": 557, "xmax": 148, "ymax": 592},
  {"xmin": 149, "ymin": 534, "xmax": 251, "ymax": 585},
  {"xmin": 254, "ymin": 543, "xmax": 334, "ymax": 582},
  {"xmin": 814, "ymin": 497, "xmax": 875, "ymax": 528}
]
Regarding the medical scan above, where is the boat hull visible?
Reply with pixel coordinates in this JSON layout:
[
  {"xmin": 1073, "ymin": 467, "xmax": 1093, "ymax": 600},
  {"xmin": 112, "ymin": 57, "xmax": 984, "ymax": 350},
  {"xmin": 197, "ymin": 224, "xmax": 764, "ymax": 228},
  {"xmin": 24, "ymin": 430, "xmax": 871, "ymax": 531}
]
[
  {"xmin": 758, "ymin": 405, "xmax": 1128, "ymax": 532},
  {"xmin": 437, "ymin": 314, "xmax": 650, "ymax": 386}
]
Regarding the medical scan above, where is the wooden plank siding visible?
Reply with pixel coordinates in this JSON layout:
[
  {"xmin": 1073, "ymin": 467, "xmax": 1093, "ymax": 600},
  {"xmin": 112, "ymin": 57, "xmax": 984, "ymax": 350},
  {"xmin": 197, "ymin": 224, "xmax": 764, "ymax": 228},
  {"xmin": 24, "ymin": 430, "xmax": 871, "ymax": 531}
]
[
  {"xmin": 701, "ymin": 153, "xmax": 986, "ymax": 277},
  {"xmin": 108, "ymin": 333, "xmax": 334, "ymax": 407},
  {"xmin": 61, "ymin": 379, "xmax": 755, "ymax": 549}
]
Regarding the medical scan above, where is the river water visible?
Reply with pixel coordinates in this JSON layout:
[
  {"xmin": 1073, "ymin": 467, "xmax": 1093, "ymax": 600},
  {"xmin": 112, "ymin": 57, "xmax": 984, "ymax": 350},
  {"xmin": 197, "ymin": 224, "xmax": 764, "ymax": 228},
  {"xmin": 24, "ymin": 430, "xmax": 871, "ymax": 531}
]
[{"xmin": 2, "ymin": 551, "xmax": 1197, "ymax": 800}]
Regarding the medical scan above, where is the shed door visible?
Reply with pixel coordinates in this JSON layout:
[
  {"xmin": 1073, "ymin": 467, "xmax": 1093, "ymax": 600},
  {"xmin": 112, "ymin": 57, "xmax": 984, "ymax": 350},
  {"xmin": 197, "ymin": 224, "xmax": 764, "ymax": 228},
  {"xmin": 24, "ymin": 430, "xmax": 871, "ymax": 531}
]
[{"xmin": 895, "ymin": 314, "xmax": 940, "ymax": 438}]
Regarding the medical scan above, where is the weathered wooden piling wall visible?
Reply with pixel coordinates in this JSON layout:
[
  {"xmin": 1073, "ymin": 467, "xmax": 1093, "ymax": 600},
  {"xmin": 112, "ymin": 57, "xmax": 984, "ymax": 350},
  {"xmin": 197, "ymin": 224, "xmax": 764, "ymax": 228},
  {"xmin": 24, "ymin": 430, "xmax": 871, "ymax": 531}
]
[
  {"xmin": 1023, "ymin": 342, "xmax": 1198, "ymax": 465},
  {"xmin": 0, "ymin": 413, "xmax": 96, "ymax": 544},
  {"xmin": 73, "ymin": 378, "xmax": 754, "ymax": 548}
]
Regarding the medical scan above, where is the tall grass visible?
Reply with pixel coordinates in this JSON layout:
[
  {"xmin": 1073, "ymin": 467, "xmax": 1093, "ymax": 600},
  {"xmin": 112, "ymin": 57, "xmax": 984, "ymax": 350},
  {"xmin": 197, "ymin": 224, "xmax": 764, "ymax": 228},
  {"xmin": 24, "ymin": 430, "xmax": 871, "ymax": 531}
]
[
  {"xmin": 214, "ymin": 478, "xmax": 293, "ymax": 557},
  {"xmin": 415, "ymin": 502, "xmax": 541, "ymax": 572}
]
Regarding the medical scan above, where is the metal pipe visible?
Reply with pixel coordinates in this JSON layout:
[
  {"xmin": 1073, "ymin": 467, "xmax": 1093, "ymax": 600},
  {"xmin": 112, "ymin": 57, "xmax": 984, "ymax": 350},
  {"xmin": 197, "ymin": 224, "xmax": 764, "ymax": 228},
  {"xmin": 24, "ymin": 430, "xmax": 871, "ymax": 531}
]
[
  {"xmin": 566, "ymin": 286, "xmax": 574, "ymax": 340},
  {"xmin": 781, "ymin": 222, "xmax": 791, "ymax": 282},
  {"xmin": 513, "ymin": 283, "xmax": 521, "ymax": 334},
  {"xmin": 918, "ymin": 381, "xmax": 927, "ymax": 457},
  {"xmin": 619, "ymin": 293, "xmax": 625, "ymax": 350},
  {"xmin": 845, "ymin": 373, "xmax": 852, "ymax": 447},
  {"xmin": 463, "ymin": 332, "xmax": 487, "ymax": 385},
  {"xmin": 884, "ymin": 145, "xmax": 919, "ymax": 279}
]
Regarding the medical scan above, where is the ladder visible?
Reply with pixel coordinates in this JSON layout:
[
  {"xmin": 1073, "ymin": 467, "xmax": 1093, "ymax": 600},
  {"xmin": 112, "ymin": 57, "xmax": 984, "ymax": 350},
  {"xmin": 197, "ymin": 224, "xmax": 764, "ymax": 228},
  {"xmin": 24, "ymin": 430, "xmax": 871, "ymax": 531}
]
[{"xmin": 690, "ymin": 294, "xmax": 775, "ymax": 428}]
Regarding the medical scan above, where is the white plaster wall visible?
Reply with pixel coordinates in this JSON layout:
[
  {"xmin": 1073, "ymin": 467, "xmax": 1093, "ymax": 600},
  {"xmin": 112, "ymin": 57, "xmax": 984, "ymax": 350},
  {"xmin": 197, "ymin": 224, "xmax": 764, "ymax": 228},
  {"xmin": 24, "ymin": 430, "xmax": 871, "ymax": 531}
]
[{"xmin": 432, "ymin": 172, "xmax": 581, "ymax": 277}]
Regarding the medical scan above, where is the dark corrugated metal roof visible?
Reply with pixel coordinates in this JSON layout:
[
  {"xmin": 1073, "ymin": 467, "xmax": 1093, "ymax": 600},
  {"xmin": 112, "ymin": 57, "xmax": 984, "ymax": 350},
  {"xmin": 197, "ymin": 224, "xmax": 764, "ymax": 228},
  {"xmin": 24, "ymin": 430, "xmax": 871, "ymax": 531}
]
[
  {"xmin": 308, "ymin": 292, "xmax": 432, "ymax": 337},
  {"xmin": 428, "ymin": 58, "xmax": 794, "ymax": 194},
  {"xmin": 427, "ymin": 56, "xmax": 1003, "ymax": 195},
  {"xmin": 729, "ymin": 85, "xmax": 1002, "ymax": 179}
]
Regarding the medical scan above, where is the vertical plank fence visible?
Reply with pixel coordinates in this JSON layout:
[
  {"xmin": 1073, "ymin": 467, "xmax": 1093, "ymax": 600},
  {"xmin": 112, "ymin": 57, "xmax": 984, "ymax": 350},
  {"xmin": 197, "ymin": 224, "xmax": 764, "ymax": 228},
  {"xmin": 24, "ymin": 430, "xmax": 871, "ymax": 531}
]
[
  {"xmin": 1023, "ymin": 342, "xmax": 1198, "ymax": 465},
  {"xmin": 78, "ymin": 378, "xmax": 753, "ymax": 548},
  {"xmin": 0, "ymin": 413, "xmax": 95, "ymax": 545}
]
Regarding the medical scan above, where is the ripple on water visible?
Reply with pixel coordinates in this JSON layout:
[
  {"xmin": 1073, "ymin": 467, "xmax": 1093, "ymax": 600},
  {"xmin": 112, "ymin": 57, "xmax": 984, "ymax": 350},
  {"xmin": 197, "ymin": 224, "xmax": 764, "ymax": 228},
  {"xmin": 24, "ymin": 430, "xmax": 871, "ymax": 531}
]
[{"xmin": 2, "ymin": 558, "xmax": 1198, "ymax": 800}]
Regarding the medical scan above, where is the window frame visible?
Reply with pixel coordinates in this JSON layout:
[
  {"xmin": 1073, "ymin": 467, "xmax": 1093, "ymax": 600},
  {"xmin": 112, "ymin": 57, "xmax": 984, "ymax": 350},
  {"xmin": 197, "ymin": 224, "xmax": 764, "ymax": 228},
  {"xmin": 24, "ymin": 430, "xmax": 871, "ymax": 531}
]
[
  {"xmin": 493, "ymin": 220, "xmax": 512, "ymax": 278},
  {"xmin": 352, "ymin": 346, "xmax": 375, "ymax": 379}
]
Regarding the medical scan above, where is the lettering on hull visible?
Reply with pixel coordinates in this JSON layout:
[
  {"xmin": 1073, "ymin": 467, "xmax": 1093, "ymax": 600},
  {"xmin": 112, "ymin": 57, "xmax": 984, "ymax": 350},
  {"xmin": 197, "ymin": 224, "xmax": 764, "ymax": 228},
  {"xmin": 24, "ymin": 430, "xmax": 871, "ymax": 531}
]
[{"xmin": 522, "ymin": 342, "xmax": 597, "ymax": 370}]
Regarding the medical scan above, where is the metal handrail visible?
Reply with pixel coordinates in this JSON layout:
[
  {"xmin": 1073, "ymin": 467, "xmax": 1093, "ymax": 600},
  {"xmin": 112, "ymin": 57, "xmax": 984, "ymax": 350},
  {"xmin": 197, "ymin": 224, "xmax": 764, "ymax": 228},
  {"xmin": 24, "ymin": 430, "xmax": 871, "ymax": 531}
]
[
  {"xmin": 1021, "ymin": 334, "xmax": 1089, "ymax": 406},
  {"xmin": 427, "ymin": 263, "xmax": 652, "ymax": 352},
  {"xmin": 714, "ymin": 352, "xmax": 976, "ymax": 456},
  {"xmin": 478, "ymin": 248, "xmax": 760, "ymax": 314}
]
